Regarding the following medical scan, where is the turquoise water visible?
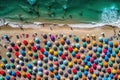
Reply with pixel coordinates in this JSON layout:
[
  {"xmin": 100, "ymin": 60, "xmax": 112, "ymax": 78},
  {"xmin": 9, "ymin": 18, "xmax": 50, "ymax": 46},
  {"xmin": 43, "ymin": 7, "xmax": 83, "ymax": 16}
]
[{"xmin": 0, "ymin": 0, "xmax": 120, "ymax": 23}]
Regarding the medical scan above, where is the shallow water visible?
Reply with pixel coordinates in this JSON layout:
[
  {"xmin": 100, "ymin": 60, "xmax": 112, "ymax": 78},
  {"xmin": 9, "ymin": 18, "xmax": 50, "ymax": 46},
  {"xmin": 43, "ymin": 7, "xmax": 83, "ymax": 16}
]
[{"xmin": 0, "ymin": 0, "xmax": 120, "ymax": 23}]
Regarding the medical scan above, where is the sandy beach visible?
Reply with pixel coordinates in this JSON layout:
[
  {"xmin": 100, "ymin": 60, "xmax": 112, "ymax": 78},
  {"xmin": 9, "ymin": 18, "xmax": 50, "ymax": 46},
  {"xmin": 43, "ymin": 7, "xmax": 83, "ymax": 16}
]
[{"xmin": 0, "ymin": 25, "xmax": 120, "ymax": 80}]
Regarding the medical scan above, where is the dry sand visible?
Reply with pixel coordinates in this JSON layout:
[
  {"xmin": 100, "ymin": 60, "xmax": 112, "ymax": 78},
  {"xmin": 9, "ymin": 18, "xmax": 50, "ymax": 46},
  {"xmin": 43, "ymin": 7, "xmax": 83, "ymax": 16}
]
[{"xmin": 0, "ymin": 25, "xmax": 120, "ymax": 80}]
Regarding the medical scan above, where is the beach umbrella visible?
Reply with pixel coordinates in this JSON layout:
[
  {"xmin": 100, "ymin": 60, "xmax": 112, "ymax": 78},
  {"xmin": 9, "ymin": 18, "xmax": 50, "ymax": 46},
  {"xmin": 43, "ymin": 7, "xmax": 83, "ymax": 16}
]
[
  {"xmin": 20, "ymin": 45, "xmax": 26, "ymax": 50},
  {"xmin": 21, "ymin": 72, "xmax": 26, "ymax": 77},
  {"xmin": 7, "ymin": 46, "xmax": 12, "ymax": 52},
  {"xmin": 49, "ymin": 67, "xmax": 54, "ymax": 72},
  {"xmin": 74, "ymin": 36, "xmax": 79, "ymax": 43},
  {"xmin": 98, "ymin": 42, "xmax": 103, "ymax": 47},
  {"xmin": 86, "ymin": 37, "xmax": 90, "ymax": 43},
  {"xmin": 6, "ymin": 52, "xmax": 11, "ymax": 58},
  {"xmin": 98, "ymin": 47, "xmax": 102, "ymax": 53},
  {"xmin": 43, "ymin": 57, "xmax": 48, "ymax": 63},
  {"xmin": 103, "ymin": 61, "xmax": 108, "ymax": 67},
  {"xmin": 109, "ymin": 61, "xmax": 113, "ymax": 67},
  {"xmin": 60, "ymin": 64, "xmax": 65, "ymax": 70},
  {"xmin": 98, "ymin": 36, "xmax": 103, "ymax": 42},
  {"xmin": 44, "ymin": 70, "xmax": 49, "ymax": 75},
  {"xmin": 47, "ymin": 41, "xmax": 52, "ymax": 47},
  {"xmin": 11, "ymin": 71, "xmax": 16, "ymax": 77},
  {"xmin": 19, "ymin": 60, "xmax": 24, "ymax": 66},
  {"xmin": 43, "ymin": 39, "xmax": 47, "ymax": 45},
  {"xmin": 109, "ymin": 41, "xmax": 113, "ymax": 47},
  {"xmin": 64, "ymin": 72, "xmax": 68, "ymax": 78},
  {"xmin": 59, "ymin": 69, "xmax": 63, "ymax": 75},
  {"xmin": 55, "ymin": 41, "xmax": 60, "ymax": 47},
  {"xmin": 64, "ymin": 45, "xmax": 68, "ymax": 50},
  {"xmin": 25, "ymin": 34, "xmax": 29, "ymax": 38},
  {"xmin": 43, "ymin": 64, "xmax": 48, "ymax": 69},
  {"xmin": 35, "ymin": 38, "xmax": 40, "ymax": 44},
  {"xmin": 43, "ymin": 34, "xmax": 47, "ymax": 39},
  {"xmin": 20, "ymin": 50, "xmax": 26, "ymax": 56},
  {"xmin": 32, "ymin": 60, "xmax": 37, "ymax": 66},
  {"xmin": 66, "ymin": 39, "xmax": 70, "ymax": 45},
  {"xmin": 87, "ymin": 62, "xmax": 91, "ymax": 67},
  {"xmin": 118, "ymin": 52, "xmax": 120, "ymax": 57},
  {"xmin": 112, "ymin": 69, "xmax": 117, "ymax": 74},
  {"xmin": 113, "ymin": 63, "xmax": 118, "ymax": 69},
  {"xmin": 18, "ymin": 55, "xmax": 23, "ymax": 60},
  {"xmin": 92, "ymin": 41, "xmax": 97, "ymax": 46},
  {"xmin": 114, "ymin": 41, "xmax": 118, "ymax": 48},
  {"xmin": 112, "ymin": 51, "xmax": 116, "ymax": 57},
  {"xmin": 50, "ymin": 35, "xmax": 55, "ymax": 42},
  {"xmin": 71, "ymin": 51, "xmax": 76, "ymax": 57},
  {"xmin": 49, "ymin": 72, "xmax": 54, "ymax": 78},
  {"xmin": 23, "ymin": 57, "xmax": 28, "ymax": 62},
  {"xmin": 6, "ymin": 75, "xmax": 10, "ymax": 80},
  {"xmin": 10, "ymin": 57, "xmax": 14, "ymax": 63},
  {"xmin": 116, "ymin": 58, "xmax": 120, "ymax": 63},
  {"xmin": 38, "ymin": 61, "xmax": 42, "ymax": 66},
  {"xmin": 32, "ymin": 46, "xmax": 37, "ymax": 52},
  {"xmin": 33, "ymin": 52, "xmax": 38, "ymax": 59},
  {"xmin": 27, "ymin": 51, "xmax": 33, "ymax": 56},
  {"xmin": 0, "ymin": 63, "xmax": 5, "ymax": 69},
  {"xmin": 16, "ymin": 40, "xmax": 22, "ymax": 47},
  {"xmin": 76, "ymin": 53, "xmax": 80, "ymax": 59},
  {"xmin": 93, "ymin": 47, "xmax": 97, "ymax": 52},
  {"xmin": 84, "ymin": 70, "xmax": 88, "ymax": 76},
  {"xmin": 26, "ymin": 73, "xmax": 31, "ymax": 79},
  {"xmin": 2, "ymin": 58, "xmax": 7, "ymax": 64},
  {"xmin": 115, "ymin": 48, "xmax": 119, "ymax": 54},
  {"xmin": 104, "ymin": 38, "xmax": 109, "ymax": 44},
  {"xmin": 44, "ymin": 51, "xmax": 48, "ymax": 57},
  {"xmin": 23, "ymin": 39, "xmax": 28, "ymax": 45},
  {"xmin": 40, "ymin": 47, "xmax": 44, "ymax": 53},
  {"xmin": 0, "ymin": 76, "xmax": 4, "ymax": 80},
  {"xmin": 13, "ymin": 45, "xmax": 19, "ymax": 51},
  {"xmin": 67, "ymin": 55, "xmax": 72, "ymax": 61},
  {"xmin": 68, "ymin": 62, "xmax": 73, "ymax": 68},
  {"xmin": 10, "ymin": 42, "xmax": 15, "ymax": 47},
  {"xmin": 5, "ymin": 64, "xmax": 10, "ymax": 69},
  {"xmin": 60, "ymin": 38, "xmax": 65, "ymax": 45},
  {"xmin": 27, "ymin": 44, "xmax": 31, "ymax": 50},
  {"xmin": 68, "ymin": 47, "xmax": 73, "ymax": 53},
  {"xmin": 33, "ymin": 66, "xmax": 38, "ymax": 72},
  {"xmin": 87, "ymin": 44, "xmax": 92, "ymax": 50},
  {"xmin": 27, "ymin": 63, "xmax": 33, "ymax": 69},
  {"xmin": 45, "ymin": 45, "xmax": 49, "ymax": 51},
  {"xmin": 72, "ymin": 68, "xmax": 77, "ymax": 74},
  {"xmin": 29, "ymin": 40, "xmax": 34, "ymax": 46},
  {"xmin": 73, "ymin": 75, "xmax": 79, "ymax": 80},
  {"xmin": 7, "ymin": 70, "xmax": 12, "ymax": 75},
  {"xmin": 53, "ymin": 45, "xmax": 57, "ymax": 51},
  {"xmin": 81, "ymin": 36, "xmax": 86, "ymax": 42},
  {"xmin": 92, "ymin": 74, "xmax": 97, "ymax": 79},
  {"xmin": 16, "ymin": 65, "xmax": 21, "ymax": 70},
  {"xmin": 15, "ymin": 58, "xmax": 19, "ymax": 64}
]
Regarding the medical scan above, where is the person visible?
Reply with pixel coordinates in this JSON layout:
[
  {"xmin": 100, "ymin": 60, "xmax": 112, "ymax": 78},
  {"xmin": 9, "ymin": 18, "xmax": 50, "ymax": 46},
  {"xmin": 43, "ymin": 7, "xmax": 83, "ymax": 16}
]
[
  {"xmin": 118, "ymin": 30, "xmax": 120, "ymax": 37},
  {"xmin": 70, "ymin": 27, "xmax": 73, "ymax": 30},
  {"xmin": 19, "ymin": 24, "xmax": 24, "ymax": 31}
]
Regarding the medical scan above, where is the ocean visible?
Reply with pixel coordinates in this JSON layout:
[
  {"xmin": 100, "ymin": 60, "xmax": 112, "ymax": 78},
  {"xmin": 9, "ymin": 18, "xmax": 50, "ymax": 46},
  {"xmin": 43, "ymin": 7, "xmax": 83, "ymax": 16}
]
[{"xmin": 0, "ymin": 0, "xmax": 120, "ymax": 28}]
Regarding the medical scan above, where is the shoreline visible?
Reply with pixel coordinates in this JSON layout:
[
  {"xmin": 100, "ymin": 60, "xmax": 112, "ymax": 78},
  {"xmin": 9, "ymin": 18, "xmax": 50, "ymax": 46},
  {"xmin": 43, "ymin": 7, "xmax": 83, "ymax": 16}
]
[{"xmin": 0, "ymin": 18, "xmax": 120, "ymax": 29}]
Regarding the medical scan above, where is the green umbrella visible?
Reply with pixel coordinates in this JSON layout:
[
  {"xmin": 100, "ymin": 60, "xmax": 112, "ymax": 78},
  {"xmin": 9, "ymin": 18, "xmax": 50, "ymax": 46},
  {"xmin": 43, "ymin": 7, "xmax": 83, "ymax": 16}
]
[
  {"xmin": 0, "ymin": 76, "xmax": 4, "ymax": 80},
  {"xmin": 45, "ymin": 45, "xmax": 49, "ymax": 51},
  {"xmin": 109, "ymin": 61, "xmax": 113, "ymax": 67},
  {"xmin": 2, "ymin": 58, "xmax": 7, "ymax": 64},
  {"xmin": 115, "ymin": 48, "xmax": 119, "ymax": 54}
]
